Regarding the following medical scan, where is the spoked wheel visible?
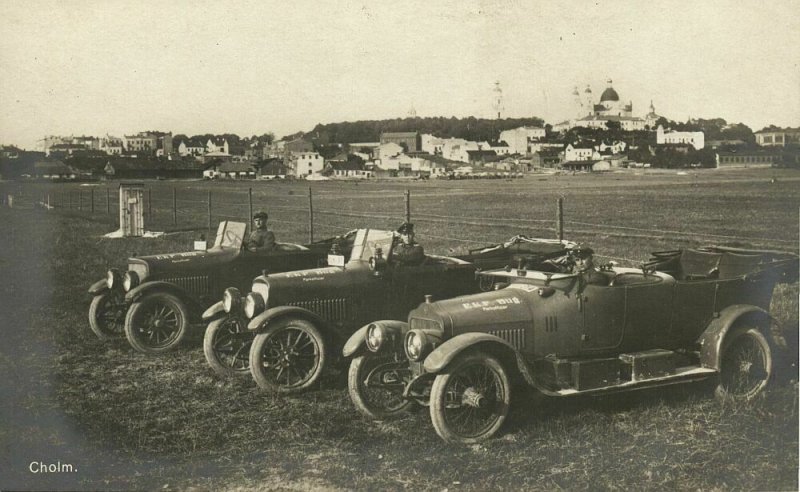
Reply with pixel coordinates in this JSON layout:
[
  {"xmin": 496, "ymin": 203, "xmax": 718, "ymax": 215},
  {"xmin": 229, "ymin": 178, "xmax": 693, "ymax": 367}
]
[
  {"xmin": 716, "ymin": 326, "xmax": 772, "ymax": 400},
  {"xmin": 430, "ymin": 352, "xmax": 511, "ymax": 444},
  {"xmin": 348, "ymin": 355, "xmax": 415, "ymax": 420},
  {"xmin": 89, "ymin": 291, "xmax": 127, "ymax": 340},
  {"xmin": 124, "ymin": 293, "xmax": 189, "ymax": 354},
  {"xmin": 249, "ymin": 318, "xmax": 326, "ymax": 393},
  {"xmin": 204, "ymin": 316, "xmax": 253, "ymax": 377}
]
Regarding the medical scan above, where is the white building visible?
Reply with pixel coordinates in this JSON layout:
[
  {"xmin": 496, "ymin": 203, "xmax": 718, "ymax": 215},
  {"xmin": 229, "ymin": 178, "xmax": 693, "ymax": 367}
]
[
  {"xmin": 565, "ymin": 144, "xmax": 595, "ymax": 162},
  {"xmin": 656, "ymin": 126, "xmax": 705, "ymax": 150},
  {"xmin": 499, "ymin": 127, "xmax": 546, "ymax": 154},
  {"xmin": 376, "ymin": 142, "xmax": 404, "ymax": 162},
  {"xmin": 421, "ymin": 134, "xmax": 445, "ymax": 154},
  {"xmin": 291, "ymin": 151, "xmax": 325, "ymax": 177}
]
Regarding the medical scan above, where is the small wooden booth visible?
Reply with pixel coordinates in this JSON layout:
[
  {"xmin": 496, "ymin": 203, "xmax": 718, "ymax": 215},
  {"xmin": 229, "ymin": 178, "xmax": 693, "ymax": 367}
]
[{"xmin": 119, "ymin": 183, "xmax": 145, "ymax": 237}]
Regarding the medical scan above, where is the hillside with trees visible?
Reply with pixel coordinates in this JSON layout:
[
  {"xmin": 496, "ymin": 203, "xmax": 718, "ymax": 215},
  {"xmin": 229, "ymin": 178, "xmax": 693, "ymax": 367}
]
[{"xmin": 306, "ymin": 116, "xmax": 546, "ymax": 144}]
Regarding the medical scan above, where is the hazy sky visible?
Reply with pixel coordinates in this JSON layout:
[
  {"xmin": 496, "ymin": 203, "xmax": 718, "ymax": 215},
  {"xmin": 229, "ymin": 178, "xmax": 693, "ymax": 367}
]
[{"xmin": 1, "ymin": 0, "xmax": 798, "ymax": 149}]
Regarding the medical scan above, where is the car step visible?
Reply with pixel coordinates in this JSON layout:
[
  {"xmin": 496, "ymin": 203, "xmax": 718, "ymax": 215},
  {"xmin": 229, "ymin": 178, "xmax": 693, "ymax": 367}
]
[{"xmin": 552, "ymin": 365, "xmax": 716, "ymax": 397}]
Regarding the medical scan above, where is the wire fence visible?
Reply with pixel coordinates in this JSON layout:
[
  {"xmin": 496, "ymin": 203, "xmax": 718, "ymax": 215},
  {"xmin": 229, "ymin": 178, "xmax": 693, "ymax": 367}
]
[{"xmin": 1, "ymin": 181, "xmax": 796, "ymax": 265}]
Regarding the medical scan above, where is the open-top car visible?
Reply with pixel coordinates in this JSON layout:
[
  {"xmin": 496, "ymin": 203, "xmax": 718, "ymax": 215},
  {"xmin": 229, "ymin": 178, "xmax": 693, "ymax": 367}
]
[
  {"xmin": 201, "ymin": 230, "xmax": 578, "ymax": 389},
  {"xmin": 88, "ymin": 221, "xmax": 355, "ymax": 354},
  {"xmin": 343, "ymin": 245, "xmax": 798, "ymax": 444}
]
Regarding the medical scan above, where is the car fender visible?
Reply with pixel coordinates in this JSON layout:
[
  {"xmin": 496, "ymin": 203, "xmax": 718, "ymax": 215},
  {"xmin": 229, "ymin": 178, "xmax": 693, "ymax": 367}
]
[
  {"xmin": 247, "ymin": 305, "xmax": 327, "ymax": 334},
  {"xmin": 202, "ymin": 301, "xmax": 225, "ymax": 321},
  {"xmin": 88, "ymin": 279, "xmax": 109, "ymax": 295},
  {"xmin": 423, "ymin": 332, "xmax": 536, "ymax": 385},
  {"xmin": 342, "ymin": 320, "xmax": 409, "ymax": 358},
  {"xmin": 698, "ymin": 304, "xmax": 777, "ymax": 371},
  {"xmin": 125, "ymin": 281, "xmax": 192, "ymax": 305}
]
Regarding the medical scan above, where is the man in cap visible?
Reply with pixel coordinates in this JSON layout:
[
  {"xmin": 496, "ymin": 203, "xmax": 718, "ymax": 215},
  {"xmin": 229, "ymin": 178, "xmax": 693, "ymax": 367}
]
[
  {"xmin": 391, "ymin": 222, "xmax": 425, "ymax": 265},
  {"xmin": 246, "ymin": 211, "xmax": 277, "ymax": 252}
]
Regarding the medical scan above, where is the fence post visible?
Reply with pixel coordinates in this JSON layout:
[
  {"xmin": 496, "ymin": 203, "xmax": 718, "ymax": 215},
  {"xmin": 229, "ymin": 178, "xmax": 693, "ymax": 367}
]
[
  {"xmin": 47, "ymin": 194, "xmax": 51, "ymax": 210},
  {"xmin": 106, "ymin": 188, "xmax": 110, "ymax": 215},
  {"xmin": 207, "ymin": 190, "xmax": 212, "ymax": 238},
  {"xmin": 173, "ymin": 187, "xmax": 177, "ymax": 226},
  {"xmin": 556, "ymin": 197, "xmax": 564, "ymax": 241},
  {"xmin": 248, "ymin": 187, "xmax": 253, "ymax": 223},
  {"xmin": 404, "ymin": 189, "xmax": 411, "ymax": 224},
  {"xmin": 91, "ymin": 188, "xmax": 95, "ymax": 213},
  {"xmin": 78, "ymin": 190, "xmax": 82, "ymax": 211},
  {"xmin": 308, "ymin": 187, "xmax": 314, "ymax": 243},
  {"xmin": 69, "ymin": 191, "xmax": 72, "ymax": 209},
  {"xmin": 148, "ymin": 188, "xmax": 152, "ymax": 221}
]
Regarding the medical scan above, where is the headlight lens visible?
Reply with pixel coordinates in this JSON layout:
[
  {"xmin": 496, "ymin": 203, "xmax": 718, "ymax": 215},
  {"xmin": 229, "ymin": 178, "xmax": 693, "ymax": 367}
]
[
  {"xmin": 405, "ymin": 330, "xmax": 426, "ymax": 361},
  {"xmin": 123, "ymin": 271, "xmax": 140, "ymax": 292},
  {"xmin": 222, "ymin": 287, "xmax": 241, "ymax": 313},
  {"xmin": 244, "ymin": 293, "xmax": 265, "ymax": 319},
  {"xmin": 106, "ymin": 269, "xmax": 121, "ymax": 290},
  {"xmin": 366, "ymin": 323, "xmax": 385, "ymax": 352}
]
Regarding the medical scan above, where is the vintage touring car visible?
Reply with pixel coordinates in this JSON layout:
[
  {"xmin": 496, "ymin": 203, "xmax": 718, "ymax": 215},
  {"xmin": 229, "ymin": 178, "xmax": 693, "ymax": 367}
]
[
  {"xmin": 201, "ymin": 229, "xmax": 577, "ymax": 390},
  {"xmin": 87, "ymin": 221, "xmax": 355, "ymax": 354},
  {"xmin": 343, "ymin": 245, "xmax": 798, "ymax": 444}
]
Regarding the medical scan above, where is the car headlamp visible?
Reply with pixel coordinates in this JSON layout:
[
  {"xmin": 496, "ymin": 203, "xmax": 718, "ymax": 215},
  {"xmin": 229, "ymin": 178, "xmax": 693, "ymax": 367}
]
[
  {"xmin": 366, "ymin": 323, "xmax": 385, "ymax": 352},
  {"xmin": 405, "ymin": 330, "xmax": 426, "ymax": 361},
  {"xmin": 123, "ymin": 271, "xmax": 140, "ymax": 292},
  {"xmin": 244, "ymin": 292, "xmax": 265, "ymax": 319},
  {"xmin": 106, "ymin": 269, "xmax": 121, "ymax": 290},
  {"xmin": 222, "ymin": 287, "xmax": 242, "ymax": 313}
]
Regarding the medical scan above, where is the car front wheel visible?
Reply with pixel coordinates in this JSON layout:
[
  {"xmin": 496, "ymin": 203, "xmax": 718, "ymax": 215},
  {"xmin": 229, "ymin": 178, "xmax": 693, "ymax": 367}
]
[
  {"xmin": 203, "ymin": 316, "xmax": 253, "ymax": 377},
  {"xmin": 716, "ymin": 326, "xmax": 772, "ymax": 400},
  {"xmin": 430, "ymin": 352, "xmax": 511, "ymax": 444},
  {"xmin": 124, "ymin": 293, "xmax": 189, "ymax": 354},
  {"xmin": 348, "ymin": 355, "xmax": 415, "ymax": 420},
  {"xmin": 88, "ymin": 291, "xmax": 127, "ymax": 340},
  {"xmin": 248, "ymin": 318, "xmax": 326, "ymax": 393}
]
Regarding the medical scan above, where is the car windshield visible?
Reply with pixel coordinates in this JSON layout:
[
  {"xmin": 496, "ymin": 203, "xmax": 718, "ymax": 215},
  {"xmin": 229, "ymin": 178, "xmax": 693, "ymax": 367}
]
[
  {"xmin": 213, "ymin": 221, "xmax": 247, "ymax": 250},
  {"xmin": 349, "ymin": 229, "xmax": 395, "ymax": 263}
]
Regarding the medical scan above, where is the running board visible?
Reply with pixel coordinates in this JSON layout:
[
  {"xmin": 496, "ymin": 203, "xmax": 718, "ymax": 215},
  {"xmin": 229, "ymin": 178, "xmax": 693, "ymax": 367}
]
[{"xmin": 541, "ymin": 366, "xmax": 717, "ymax": 397}]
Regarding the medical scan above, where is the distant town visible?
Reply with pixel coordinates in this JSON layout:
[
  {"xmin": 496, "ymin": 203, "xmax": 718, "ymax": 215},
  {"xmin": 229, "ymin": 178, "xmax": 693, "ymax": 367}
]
[{"xmin": 1, "ymin": 80, "xmax": 798, "ymax": 181}]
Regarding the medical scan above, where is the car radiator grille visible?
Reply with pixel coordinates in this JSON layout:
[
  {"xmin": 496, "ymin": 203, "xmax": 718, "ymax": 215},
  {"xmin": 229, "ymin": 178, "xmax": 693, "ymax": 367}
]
[
  {"xmin": 162, "ymin": 276, "xmax": 210, "ymax": 296},
  {"xmin": 409, "ymin": 318, "xmax": 442, "ymax": 332},
  {"xmin": 289, "ymin": 298, "xmax": 348, "ymax": 321},
  {"xmin": 488, "ymin": 328, "xmax": 526, "ymax": 350}
]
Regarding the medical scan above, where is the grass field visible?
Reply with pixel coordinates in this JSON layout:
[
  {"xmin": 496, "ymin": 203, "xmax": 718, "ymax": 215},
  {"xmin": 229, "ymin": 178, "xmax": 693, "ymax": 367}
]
[{"xmin": 0, "ymin": 168, "xmax": 798, "ymax": 490}]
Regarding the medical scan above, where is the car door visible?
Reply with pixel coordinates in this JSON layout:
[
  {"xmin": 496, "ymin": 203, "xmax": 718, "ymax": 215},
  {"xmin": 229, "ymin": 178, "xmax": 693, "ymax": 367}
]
[{"xmin": 580, "ymin": 281, "xmax": 626, "ymax": 353}]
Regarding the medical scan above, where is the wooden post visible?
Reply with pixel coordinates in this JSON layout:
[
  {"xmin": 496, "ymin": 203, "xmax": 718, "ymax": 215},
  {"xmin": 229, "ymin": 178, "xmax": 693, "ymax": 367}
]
[
  {"xmin": 172, "ymin": 187, "xmax": 177, "ymax": 226},
  {"xmin": 207, "ymin": 190, "xmax": 212, "ymax": 238},
  {"xmin": 556, "ymin": 197, "xmax": 564, "ymax": 241},
  {"xmin": 148, "ymin": 188, "xmax": 152, "ymax": 220},
  {"xmin": 248, "ymin": 187, "xmax": 253, "ymax": 224},
  {"xmin": 78, "ymin": 190, "xmax": 82, "ymax": 211},
  {"xmin": 404, "ymin": 189, "xmax": 411, "ymax": 224},
  {"xmin": 308, "ymin": 187, "xmax": 314, "ymax": 243},
  {"xmin": 106, "ymin": 188, "xmax": 110, "ymax": 214},
  {"xmin": 91, "ymin": 188, "xmax": 95, "ymax": 213}
]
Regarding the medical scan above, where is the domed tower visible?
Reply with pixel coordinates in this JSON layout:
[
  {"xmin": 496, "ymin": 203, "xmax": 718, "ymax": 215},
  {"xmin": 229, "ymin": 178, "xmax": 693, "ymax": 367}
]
[
  {"xmin": 582, "ymin": 85, "xmax": 593, "ymax": 116},
  {"xmin": 599, "ymin": 79, "xmax": 620, "ymax": 115},
  {"xmin": 573, "ymin": 86, "xmax": 583, "ymax": 118}
]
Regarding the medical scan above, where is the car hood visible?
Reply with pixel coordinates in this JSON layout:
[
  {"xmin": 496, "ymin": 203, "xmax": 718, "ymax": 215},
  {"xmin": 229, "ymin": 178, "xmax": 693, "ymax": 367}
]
[
  {"xmin": 257, "ymin": 263, "xmax": 372, "ymax": 305},
  {"xmin": 409, "ymin": 285, "xmax": 535, "ymax": 338},
  {"xmin": 129, "ymin": 246, "xmax": 239, "ymax": 276}
]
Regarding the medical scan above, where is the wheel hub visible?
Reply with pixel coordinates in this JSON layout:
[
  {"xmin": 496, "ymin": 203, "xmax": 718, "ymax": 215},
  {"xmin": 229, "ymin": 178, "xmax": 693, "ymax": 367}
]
[{"xmin": 461, "ymin": 387, "xmax": 486, "ymax": 409}]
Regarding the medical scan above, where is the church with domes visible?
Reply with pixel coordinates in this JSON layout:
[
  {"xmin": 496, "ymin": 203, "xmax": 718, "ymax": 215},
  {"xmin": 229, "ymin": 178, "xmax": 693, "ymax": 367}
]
[{"xmin": 554, "ymin": 79, "xmax": 660, "ymax": 132}]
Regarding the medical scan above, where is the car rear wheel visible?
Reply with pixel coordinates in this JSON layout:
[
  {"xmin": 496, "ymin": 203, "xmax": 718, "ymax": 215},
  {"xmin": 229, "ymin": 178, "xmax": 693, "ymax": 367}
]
[
  {"xmin": 430, "ymin": 352, "xmax": 510, "ymax": 444},
  {"xmin": 348, "ymin": 355, "xmax": 415, "ymax": 420},
  {"xmin": 89, "ymin": 291, "xmax": 126, "ymax": 340},
  {"xmin": 204, "ymin": 316, "xmax": 253, "ymax": 377},
  {"xmin": 125, "ymin": 293, "xmax": 189, "ymax": 354},
  {"xmin": 249, "ymin": 318, "xmax": 326, "ymax": 393},
  {"xmin": 716, "ymin": 326, "xmax": 772, "ymax": 400}
]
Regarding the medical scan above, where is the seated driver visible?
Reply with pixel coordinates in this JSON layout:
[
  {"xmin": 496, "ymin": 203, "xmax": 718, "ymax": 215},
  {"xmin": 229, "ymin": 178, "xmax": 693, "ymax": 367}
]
[
  {"xmin": 572, "ymin": 247, "xmax": 609, "ymax": 285},
  {"xmin": 246, "ymin": 211, "xmax": 277, "ymax": 252},
  {"xmin": 391, "ymin": 222, "xmax": 425, "ymax": 265}
]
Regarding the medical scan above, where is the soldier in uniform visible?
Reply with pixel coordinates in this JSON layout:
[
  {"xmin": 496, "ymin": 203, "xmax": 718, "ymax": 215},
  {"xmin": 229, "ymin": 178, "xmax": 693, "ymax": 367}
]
[
  {"xmin": 246, "ymin": 211, "xmax": 277, "ymax": 252},
  {"xmin": 392, "ymin": 222, "xmax": 425, "ymax": 265}
]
